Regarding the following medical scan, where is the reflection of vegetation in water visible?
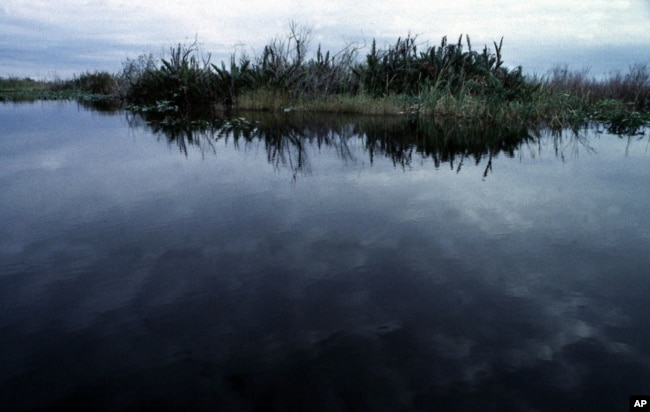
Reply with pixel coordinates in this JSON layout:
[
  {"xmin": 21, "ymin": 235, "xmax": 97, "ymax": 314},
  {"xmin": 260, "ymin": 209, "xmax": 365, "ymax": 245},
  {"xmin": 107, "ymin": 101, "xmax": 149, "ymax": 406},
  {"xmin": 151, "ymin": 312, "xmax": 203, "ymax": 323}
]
[
  {"xmin": 128, "ymin": 112, "xmax": 360, "ymax": 179},
  {"xmin": 128, "ymin": 112, "xmax": 218, "ymax": 157},
  {"xmin": 360, "ymin": 118, "xmax": 533, "ymax": 177},
  {"xmin": 128, "ymin": 111, "xmax": 638, "ymax": 179}
]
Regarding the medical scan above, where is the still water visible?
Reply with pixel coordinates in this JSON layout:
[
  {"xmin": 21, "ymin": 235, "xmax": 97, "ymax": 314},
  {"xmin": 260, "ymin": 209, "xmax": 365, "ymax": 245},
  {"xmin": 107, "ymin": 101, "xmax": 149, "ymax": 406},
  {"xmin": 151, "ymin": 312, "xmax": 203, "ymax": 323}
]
[{"xmin": 1, "ymin": 101, "xmax": 649, "ymax": 411}]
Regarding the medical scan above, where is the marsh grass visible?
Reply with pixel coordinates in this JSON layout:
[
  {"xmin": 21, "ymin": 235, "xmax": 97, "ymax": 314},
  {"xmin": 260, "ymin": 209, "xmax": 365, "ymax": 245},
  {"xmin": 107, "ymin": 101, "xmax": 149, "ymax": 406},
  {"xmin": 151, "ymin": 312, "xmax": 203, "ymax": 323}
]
[
  {"xmin": 0, "ymin": 77, "xmax": 46, "ymax": 101},
  {"xmin": 0, "ymin": 77, "xmax": 48, "ymax": 92},
  {"xmin": 531, "ymin": 64, "xmax": 650, "ymax": 133},
  {"xmin": 541, "ymin": 64, "xmax": 650, "ymax": 111},
  {"xmin": 3, "ymin": 24, "xmax": 649, "ymax": 134},
  {"xmin": 237, "ymin": 89, "xmax": 409, "ymax": 115},
  {"xmin": 0, "ymin": 72, "xmax": 119, "ymax": 102}
]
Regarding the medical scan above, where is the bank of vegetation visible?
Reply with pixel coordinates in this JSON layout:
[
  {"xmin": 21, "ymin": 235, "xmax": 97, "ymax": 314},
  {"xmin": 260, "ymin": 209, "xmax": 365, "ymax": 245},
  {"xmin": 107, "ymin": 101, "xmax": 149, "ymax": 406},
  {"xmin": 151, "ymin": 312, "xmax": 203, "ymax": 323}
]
[
  {"xmin": 0, "ymin": 72, "xmax": 118, "ymax": 102},
  {"xmin": 2, "ymin": 24, "xmax": 649, "ymax": 134}
]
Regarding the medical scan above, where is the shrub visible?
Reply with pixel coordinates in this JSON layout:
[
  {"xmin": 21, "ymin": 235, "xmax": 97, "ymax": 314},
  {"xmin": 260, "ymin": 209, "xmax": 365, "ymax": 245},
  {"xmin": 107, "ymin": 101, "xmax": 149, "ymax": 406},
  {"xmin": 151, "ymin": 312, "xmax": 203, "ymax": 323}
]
[{"xmin": 73, "ymin": 71, "xmax": 118, "ymax": 95}]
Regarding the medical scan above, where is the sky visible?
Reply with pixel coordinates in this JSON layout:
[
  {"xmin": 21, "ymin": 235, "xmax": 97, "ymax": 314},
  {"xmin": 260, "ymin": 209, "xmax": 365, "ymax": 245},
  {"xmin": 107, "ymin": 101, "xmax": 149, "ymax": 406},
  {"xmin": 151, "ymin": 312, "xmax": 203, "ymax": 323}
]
[{"xmin": 1, "ymin": 0, "xmax": 649, "ymax": 79}]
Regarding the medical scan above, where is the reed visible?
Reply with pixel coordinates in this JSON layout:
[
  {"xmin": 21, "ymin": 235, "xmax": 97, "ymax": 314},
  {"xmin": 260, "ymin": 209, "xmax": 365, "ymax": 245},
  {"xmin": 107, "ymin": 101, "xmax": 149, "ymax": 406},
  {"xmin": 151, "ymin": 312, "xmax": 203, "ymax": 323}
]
[
  {"xmin": 3, "ymin": 23, "xmax": 648, "ymax": 133},
  {"xmin": 0, "ymin": 76, "xmax": 49, "ymax": 92},
  {"xmin": 123, "ymin": 40, "xmax": 215, "ymax": 112},
  {"xmin": 237, "ymin": 89, "xmax": 407, "ymax": 115},
  {"xmin": 540, "ymin": 64, "xmax": 649, "ymax": 111},
  {"xmin": 531, "ymin": 64, "xmax": 650, "ymax": 133},
  {"xmin": 0, "ymin": 72, "xmax": 119, "ymax": 102}
]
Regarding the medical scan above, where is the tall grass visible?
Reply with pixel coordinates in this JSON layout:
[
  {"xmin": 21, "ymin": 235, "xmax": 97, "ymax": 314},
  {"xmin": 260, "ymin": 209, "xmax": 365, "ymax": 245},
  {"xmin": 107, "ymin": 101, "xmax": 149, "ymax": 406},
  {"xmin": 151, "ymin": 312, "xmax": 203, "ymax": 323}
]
[
  {"xmin": 354, "ymin": 34, "xmax": 532, "ymax": 100},
  {"xmin": 121, "ymin": 30, "xmax": 532, "ymax": 118},
  {"xmin": 123, "ymin": 40, "xmax": 216, "ymax": 112},
  {"xmin": 0, "ymin": 71, "xmax": 118, "ymax": 102},
  {"xmin": 3, "ymin": 23, "xmax": 648, "ymax": 133},
  {"xmin": 540, "ymin": 63, "xmax": 649, "ymax": 112},
  {"xmin": 531, "ymin": 63, "xmax": 650, "ymax": 133}
]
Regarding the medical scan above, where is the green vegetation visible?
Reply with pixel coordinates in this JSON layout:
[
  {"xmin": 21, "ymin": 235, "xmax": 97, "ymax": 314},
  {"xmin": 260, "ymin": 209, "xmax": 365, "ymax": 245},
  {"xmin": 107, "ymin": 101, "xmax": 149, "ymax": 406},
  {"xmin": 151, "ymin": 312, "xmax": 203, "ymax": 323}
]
[
  {"xmin": 2, "ymin": 25, "xmax": 649, "ymax": 134},
  {"xmin": 0, "ymin": 71, "xmax": 118, "ymax": 103}
]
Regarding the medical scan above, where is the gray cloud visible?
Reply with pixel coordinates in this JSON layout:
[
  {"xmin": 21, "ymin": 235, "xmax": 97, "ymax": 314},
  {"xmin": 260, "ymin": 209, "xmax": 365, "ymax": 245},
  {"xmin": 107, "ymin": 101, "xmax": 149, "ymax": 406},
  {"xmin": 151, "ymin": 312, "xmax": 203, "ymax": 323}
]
[{"xmin": 1, "ymin": 1, "xmax": 649, "ymax": 78}]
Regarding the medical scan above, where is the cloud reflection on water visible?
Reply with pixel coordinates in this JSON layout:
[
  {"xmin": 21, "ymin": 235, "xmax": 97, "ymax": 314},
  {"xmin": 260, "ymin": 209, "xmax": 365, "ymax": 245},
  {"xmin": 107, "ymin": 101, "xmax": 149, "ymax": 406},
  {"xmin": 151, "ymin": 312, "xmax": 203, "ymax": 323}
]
[{"xmin": 1, "ymin": 102, "xmax": 650, "ymax": 409}]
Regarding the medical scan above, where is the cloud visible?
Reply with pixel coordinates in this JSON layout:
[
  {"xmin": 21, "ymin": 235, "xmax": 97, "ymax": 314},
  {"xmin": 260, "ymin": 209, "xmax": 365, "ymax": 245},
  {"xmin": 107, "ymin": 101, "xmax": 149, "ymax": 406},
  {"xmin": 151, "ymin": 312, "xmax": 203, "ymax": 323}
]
[{"xmin": 1, "ymin": 0, "xmax": 649, "ymax": 78}]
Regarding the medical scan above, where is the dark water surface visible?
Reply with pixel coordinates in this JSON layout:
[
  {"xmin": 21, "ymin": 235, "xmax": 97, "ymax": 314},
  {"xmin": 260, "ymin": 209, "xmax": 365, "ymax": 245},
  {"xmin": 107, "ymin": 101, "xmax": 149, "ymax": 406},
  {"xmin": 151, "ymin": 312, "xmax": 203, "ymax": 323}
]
[{"xmin": 1, "ymin": 102, "xmax": 649, "ymax": 411}]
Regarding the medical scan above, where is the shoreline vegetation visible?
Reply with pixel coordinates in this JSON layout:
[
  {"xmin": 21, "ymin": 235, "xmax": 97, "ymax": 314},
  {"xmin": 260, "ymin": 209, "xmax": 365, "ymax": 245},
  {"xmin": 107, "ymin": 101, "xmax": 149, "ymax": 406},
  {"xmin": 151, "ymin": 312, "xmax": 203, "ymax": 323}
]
[{"xmin": 2, "ymin": 25, "xmax": 649, "ymax": 134}]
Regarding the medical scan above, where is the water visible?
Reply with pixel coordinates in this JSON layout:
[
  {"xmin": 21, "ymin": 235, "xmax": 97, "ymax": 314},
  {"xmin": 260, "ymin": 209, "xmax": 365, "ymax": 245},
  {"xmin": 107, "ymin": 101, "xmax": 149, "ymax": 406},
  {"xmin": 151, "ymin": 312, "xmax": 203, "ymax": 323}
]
[{"xmin": 1, "ymin": 101, "xmax": 649, "ymax": 411}]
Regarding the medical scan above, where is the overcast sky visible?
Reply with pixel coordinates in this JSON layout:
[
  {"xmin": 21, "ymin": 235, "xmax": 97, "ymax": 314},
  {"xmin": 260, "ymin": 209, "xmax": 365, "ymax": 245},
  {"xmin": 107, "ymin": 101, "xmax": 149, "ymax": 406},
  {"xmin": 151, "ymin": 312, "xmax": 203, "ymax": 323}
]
[{"xmin": 1, "ymin": 0, "xmax": 649, "ymax": 79}]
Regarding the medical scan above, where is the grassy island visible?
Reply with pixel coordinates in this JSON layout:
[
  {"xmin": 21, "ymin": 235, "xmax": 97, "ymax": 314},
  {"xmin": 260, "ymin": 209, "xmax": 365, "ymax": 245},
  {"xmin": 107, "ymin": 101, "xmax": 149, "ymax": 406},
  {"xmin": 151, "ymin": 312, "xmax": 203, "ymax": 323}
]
[{"xmin": 2, "ymin": 26, "xmax": 649, "ymax": 134}]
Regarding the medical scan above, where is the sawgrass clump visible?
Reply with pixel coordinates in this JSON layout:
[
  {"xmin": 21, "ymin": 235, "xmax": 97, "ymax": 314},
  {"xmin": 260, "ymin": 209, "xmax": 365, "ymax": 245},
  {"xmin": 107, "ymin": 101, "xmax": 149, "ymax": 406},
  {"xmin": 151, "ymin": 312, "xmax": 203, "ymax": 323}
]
[
  {"xmin": 123, "ymin": 28, "xmax": 649, "ymax": 133},
  {"xmin": 3, "ymin": 23, "xmax": 648, "ymax": 133}
]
